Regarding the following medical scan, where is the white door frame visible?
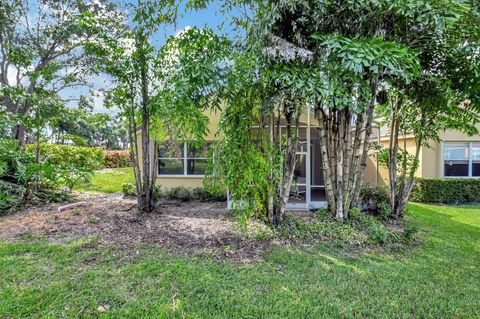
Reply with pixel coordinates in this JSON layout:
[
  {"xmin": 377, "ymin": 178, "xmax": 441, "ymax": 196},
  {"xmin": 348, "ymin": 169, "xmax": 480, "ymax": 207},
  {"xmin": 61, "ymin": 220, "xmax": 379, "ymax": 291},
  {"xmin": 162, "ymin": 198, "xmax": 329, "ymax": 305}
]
[{"xmin": 288, "ymin": 106, "xmax": 327, "ymax": 210}]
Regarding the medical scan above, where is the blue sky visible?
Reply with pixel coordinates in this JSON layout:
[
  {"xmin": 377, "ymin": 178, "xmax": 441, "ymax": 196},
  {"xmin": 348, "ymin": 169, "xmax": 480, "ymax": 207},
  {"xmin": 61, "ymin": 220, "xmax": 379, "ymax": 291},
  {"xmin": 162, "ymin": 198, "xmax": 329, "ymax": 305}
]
[{"xmin": 151, "ymin": 1, "xmax": 240, "ymax": 46}]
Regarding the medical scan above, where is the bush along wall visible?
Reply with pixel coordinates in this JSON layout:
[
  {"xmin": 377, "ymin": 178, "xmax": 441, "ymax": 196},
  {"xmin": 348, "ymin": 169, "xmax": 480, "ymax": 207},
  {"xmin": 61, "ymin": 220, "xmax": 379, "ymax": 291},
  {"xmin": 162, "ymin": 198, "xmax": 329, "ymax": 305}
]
[
  {"xmin": 26, "ymin": 143, "xmax": 104, "ymax": 170},
  {"xmin": 411, "ymin": 178, "xmax": 480, "ymax": 204},
  {"xmin": 105, "ymin": 150, "xmax": 131, "ymax": 168}
]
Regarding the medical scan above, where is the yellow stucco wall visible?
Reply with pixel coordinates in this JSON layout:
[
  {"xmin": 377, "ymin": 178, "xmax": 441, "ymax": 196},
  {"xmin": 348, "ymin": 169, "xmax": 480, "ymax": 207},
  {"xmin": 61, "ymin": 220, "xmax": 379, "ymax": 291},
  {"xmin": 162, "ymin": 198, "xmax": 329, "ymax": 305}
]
[
  {"xmin": 368, "ymin": 124, "xmax": 480, "ymax": 186},
  {"xmin": 156, "ymin": 110, "xmax": 222, "ymax": 190},
  {"xmin": 156, "ymin": 176, "xmax": 204, "ymax": 189},
  {"xmin": 366, "ymin": 136, "xmax": 424, "ymax": 187},
  {"xmin": 203, "ymin": 109, "xmax": 223, "ymax": 141}
]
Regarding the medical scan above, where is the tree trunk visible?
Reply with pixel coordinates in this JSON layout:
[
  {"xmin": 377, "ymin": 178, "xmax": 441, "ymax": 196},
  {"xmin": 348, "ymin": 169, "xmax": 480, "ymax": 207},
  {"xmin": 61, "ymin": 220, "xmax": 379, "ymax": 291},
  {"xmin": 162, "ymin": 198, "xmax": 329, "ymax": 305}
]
[
  {"xmin": 335, "ymin": 109, "xmax": 345, "ymax": 220},
  {"xmin": 136, "ymin": 28, "xmax": 156, "ymax": 213},
  {"xmin": 274, "ymin": 109, "xmax": 299, "ymax": 224},
  {"xmin": 389, "ymin": 115, "xmax": 400, "ymax": 210},
  {"xmin": 342, "ymin": 109, "xmax": 352, "ymax": 215},
  {"xmin": 350, "ymin": 80, "xmax": 378, "ymax": 207},
  {"xmin": 128, "ymin": 96, "xmax": 143, "ymax": 208},
  {"xmin": 347, "ymin": 111, "xmax": 363, "ymax": 209},
  {"xmin": 394, "ymin": 138, "xmax": 421, "ymax": 217},
  {"xmin": 317, "ymin": 109, "xmax": 336, "ymax": 213}
]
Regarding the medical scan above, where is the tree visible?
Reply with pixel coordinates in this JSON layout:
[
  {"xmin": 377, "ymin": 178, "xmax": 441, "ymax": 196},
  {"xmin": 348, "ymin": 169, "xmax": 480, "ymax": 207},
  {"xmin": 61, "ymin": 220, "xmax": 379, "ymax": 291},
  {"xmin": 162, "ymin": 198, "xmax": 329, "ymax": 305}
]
[
  {"xmin": 0, "ymin": 0, "xmax": 123, "ymax": 146},
  {"xmin": 379, "ymin": 2, "xmax": 480, "ymax": 216},
  {"xmin": 247, "ymin": 0, "xmax": 476, "ymax": 221},
  {"xmin": 201, "ymin": 0, "xmax": 480, "ymax": 223},
  {"xmin": 96, "ymin": 1, "xmax": 230, "ymax": 213},
  {"xmin": 196, "ymin": 2, "xmax": 320, "ymax": 224},
  {"xmin": 52, "ymin": 107, "xmax": 121, "ymax": 148}
]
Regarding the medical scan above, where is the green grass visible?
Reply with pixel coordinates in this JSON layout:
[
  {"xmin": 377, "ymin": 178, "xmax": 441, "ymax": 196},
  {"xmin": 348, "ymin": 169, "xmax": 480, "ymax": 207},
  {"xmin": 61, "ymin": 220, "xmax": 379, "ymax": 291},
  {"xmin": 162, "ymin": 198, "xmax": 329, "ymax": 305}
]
[
  {"xmin": 74, "ymin": 167, "xmax": 134, "ymax": 193},
  {"xmin": 1, "ymin": 204, "xmax": 479, "ymax": 318}
]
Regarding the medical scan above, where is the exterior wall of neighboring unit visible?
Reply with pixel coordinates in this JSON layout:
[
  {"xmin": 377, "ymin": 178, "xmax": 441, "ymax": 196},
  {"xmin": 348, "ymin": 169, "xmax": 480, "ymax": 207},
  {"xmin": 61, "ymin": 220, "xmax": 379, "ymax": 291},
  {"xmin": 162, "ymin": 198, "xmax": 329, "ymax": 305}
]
[
  {"xmin": 365, "ymin": 136, "xmax": 420, "ymax": 187},
  {"xmin": 368, "ymin": 125, "xmax": 480, "ymax": 186}
]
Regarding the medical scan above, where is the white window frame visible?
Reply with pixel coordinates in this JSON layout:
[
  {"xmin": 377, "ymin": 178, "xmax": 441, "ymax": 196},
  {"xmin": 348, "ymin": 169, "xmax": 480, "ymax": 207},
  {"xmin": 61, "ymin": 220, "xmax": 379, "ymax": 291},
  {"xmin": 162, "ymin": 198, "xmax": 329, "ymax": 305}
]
[
  {"xmin": 158, "ymin": 142, "xmax": 209, "ymax": 177},
  {"xmin": 442, "ymin": 142, "xmax": 480, "ymax": 178},
  {"xmin": 186, "ymin": 142, "xmax": 209, "ymax": 176}
]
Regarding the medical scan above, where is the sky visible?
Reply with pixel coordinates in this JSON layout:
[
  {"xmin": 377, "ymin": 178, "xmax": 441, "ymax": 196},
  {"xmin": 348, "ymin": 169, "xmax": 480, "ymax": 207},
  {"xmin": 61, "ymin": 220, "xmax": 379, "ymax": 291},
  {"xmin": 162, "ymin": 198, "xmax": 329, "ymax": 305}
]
[{"xmin": 76, "ymin": 0, "xmax": 242, "ymax": 114}]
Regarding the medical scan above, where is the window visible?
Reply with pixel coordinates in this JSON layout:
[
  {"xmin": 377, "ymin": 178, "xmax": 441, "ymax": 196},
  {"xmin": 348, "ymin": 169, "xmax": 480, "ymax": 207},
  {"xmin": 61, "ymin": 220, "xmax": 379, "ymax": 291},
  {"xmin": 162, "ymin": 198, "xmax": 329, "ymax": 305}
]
[
  {"xmin": 472, "ymin": 143, "xmax": 480, "ymax": 177},
  {"xmin": 443, "ymin": 142, "xmax": 480, "ymax": 177},
  {"xmin": 158, "ymin": 142, "xmax": 210, "ymax": 176},
  {"xmin": 158, "ymin": 142, "xmax": 184, "ymax": 175},
  {"xmin": 444, "ymin": 143, "xmax": 469, "ymax": 176},
  {"xmin": 187, "ymin": 143, "xmax": 210, "ymax": 175}
]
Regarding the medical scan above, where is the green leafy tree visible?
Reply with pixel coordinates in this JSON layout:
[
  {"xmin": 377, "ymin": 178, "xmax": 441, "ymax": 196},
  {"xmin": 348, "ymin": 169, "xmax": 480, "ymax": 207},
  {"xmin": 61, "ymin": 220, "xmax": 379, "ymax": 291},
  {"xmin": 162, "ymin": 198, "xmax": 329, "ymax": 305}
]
[
  {"xmin": 95, "ymin": 1, "xmax": 230, "ymax": 213},
  {"xmin": 371, "ymin": 0, "xmax": 480, "ymax": 217},
  {"xmin": 0, "ymin": 0, "xmax": 123, "ymax": 146},
  {"xmin": 248, "ymin": 0, "xmax": 480, "ymax": 221}
]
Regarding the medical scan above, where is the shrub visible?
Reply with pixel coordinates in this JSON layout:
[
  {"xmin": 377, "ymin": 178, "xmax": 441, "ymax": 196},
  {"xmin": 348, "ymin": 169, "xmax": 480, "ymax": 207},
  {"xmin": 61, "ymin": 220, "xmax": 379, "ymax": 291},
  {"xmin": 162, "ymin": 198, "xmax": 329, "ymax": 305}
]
[
  {"xmin": 377, "ymin": 202, "xmax": 393, "ymax": 220},
  {"xmin": 411, "ymin": 178, "xmax": 480, "ymax": 204},
  {"xmin": 26, "ymin": 143, "xmax": 104, "ymax": 170},
  {"xmin": 239, "ymin": 221, "xmax": 275, "ymax": 241},
  {"xmin": 276, "ymin": 214, "xmax": 368, "ymax": 244},
  {"xmin": 360, "ymin": 185, "xmax": 392, "ymax": 218},
  {"xmin": 193, "ymin": 187, "xmax": 227, "ymax": 202},
  {"xmin": 402, "ymin": 221, "xmax": 419, "ymax": 244},
  {"xmin": 105, "ymin": 150, "xmax": 131, "ymax": 168},
  {"xmin": 57, "ymin": 166, "xmax": 93, "ymax": 191},
  {"xmin": 368, "ymin": 223, "xmax": 389, "ymax": 244},
  {"xmin": 1, "ymin": 140, "xmax": 72, "ymax": 212},
  {"xmin": 122, "ymin": 182, "xmax": 162, "ymax": 202},
  {"xmin": 167, "ymin": 186, "xmax": 191, "ymax": 201},
  {"xmin": 122, "ymin": 183, "xmax": 136, "ymax": 197}
]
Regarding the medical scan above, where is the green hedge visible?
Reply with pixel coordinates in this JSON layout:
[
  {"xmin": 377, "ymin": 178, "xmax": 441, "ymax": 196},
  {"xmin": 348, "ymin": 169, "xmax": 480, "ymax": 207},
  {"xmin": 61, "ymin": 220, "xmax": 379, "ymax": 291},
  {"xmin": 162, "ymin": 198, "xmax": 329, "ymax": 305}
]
[
  {"xmin": 411, "ymin": 178, "xmax": 480, "ymax": 204},
  {"xmin": 26, "ymin": 143, "xmax": 104, "ymax": 170}
]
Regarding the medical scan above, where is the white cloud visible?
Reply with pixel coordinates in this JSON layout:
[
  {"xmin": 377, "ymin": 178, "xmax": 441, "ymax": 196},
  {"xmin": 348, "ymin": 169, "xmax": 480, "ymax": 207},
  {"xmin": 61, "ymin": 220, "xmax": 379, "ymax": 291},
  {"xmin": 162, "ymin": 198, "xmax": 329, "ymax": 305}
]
[{"xmin": 175, "ymin": 26, "xmax": 191, "ymax": 37}]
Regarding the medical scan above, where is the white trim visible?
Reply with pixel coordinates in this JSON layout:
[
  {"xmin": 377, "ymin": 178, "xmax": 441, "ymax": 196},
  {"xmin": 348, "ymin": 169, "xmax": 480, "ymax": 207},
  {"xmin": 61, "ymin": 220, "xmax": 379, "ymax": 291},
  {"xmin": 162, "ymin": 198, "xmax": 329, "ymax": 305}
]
[
  {"xmin": 227, "ymin": 106, "xmax": 328, "ymax": 210},
  {"xmin": 183, "ymin": 143, "xmax": 188, "ymax": 175},
  {"xmin": 469, "ymin": 142, "xmax": 473, "ymax": 177},
  {"xmin": 158, "ymin": 142, "xmax": 209, "ymax": 177},
  {"xmin": 440, "ymin": 141, "xmax": 444, "ymax": 177},
  {"xmin": 157, "ymin": 175, "xmax": 204, "ymax": 179}
]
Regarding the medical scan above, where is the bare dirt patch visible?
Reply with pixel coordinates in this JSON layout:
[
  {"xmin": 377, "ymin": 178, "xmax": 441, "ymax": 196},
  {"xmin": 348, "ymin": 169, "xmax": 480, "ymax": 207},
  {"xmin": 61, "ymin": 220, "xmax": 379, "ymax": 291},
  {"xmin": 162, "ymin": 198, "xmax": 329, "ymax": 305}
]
[{"xmin": 0, "ymin": 193, "xmax": 271, "ymax": 262}]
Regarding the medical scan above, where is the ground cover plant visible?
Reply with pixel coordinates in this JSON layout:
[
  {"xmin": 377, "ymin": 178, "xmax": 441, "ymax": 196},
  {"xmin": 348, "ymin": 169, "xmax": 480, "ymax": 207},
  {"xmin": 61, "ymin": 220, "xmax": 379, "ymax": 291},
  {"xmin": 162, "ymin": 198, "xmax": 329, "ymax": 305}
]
[{"xmin": 0, "ymin": 202, "xmax": 478, "ymax": 318}]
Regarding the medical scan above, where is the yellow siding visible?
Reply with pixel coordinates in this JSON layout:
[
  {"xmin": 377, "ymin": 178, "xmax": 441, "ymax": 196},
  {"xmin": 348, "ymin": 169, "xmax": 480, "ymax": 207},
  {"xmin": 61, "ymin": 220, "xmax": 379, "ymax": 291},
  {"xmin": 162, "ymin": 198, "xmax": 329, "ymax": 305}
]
[
  {"xmin": 204, "ymin": 108, "xmax": 223, "ymax": 141},
  {"xmin": 421, "ymin": 142, "xmax": 439, "ymax": 178},
  {"xmin": 439, "ymin": 126, "xmax": 480, "ymax": 142},
  {"xmin": 366, "ymin": 137, "xmax": 422, "ymax": 187}
]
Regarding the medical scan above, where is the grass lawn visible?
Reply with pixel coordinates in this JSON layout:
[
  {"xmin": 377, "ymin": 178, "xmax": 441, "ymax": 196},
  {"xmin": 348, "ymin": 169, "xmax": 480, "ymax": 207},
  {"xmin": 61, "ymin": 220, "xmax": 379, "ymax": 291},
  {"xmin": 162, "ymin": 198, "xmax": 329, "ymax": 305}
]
[
  {"xmin": 74, "ymin": 167, "xmax": 134, "ymax": 193},
  {"xmin": 0, "ymin": 204, "xmax": 479, "ymax": 318}
]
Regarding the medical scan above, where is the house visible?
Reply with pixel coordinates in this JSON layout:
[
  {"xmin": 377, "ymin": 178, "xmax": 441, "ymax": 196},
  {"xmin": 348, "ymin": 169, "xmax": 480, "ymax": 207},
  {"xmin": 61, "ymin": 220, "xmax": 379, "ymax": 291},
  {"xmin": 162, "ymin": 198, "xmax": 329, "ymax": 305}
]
[
  {"xmin": 366, "ymin": 128, "xmax": 480, "ymax": 187},
  {"xmin": 142, "ymin": 108, "xmax": 480, "ymax": 210}
]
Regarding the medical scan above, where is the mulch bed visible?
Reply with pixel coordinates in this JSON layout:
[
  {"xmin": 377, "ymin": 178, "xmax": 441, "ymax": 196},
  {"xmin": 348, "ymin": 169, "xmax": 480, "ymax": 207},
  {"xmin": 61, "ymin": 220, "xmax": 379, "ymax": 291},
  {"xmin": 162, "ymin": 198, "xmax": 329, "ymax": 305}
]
[{"xmin": 0, "ymin": 193, "xmax": 272, "ymax": 262}]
